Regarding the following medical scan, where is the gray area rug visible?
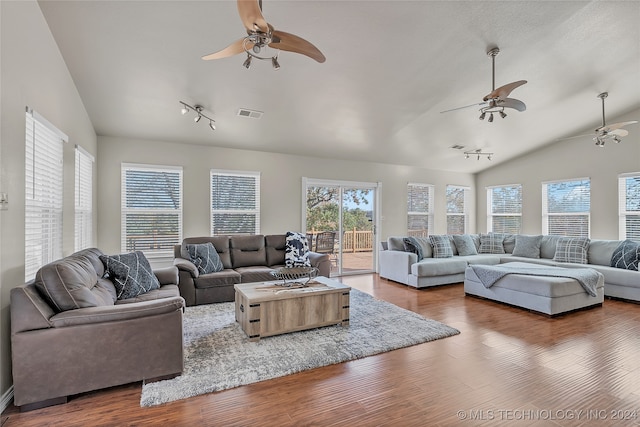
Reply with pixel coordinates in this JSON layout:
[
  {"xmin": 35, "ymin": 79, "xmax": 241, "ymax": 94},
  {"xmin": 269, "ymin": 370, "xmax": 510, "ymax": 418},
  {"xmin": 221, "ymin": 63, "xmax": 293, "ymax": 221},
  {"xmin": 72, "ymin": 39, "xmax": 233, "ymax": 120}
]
[{"xmin": 140, "ymin": 289, "xmax": 460, "ymax": 406}]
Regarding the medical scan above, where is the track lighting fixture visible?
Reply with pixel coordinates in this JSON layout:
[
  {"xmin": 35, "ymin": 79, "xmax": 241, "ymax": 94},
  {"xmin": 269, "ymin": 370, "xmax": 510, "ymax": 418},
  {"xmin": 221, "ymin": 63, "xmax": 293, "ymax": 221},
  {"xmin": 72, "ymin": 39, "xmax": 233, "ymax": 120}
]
[
  {"xmin": 478, "ymin": 105, "xmax": 508, "ymax": 122},
  {"xmin": 243, "ymin": 54, "xmax": 252, "ymax": 69},
  {"xmin": 179, "ymin": 101, "xmax": 216, "ymax": 132},
  {"xmin": 464, "ymin": 149, "xmax": 493, "ymax": 161}
]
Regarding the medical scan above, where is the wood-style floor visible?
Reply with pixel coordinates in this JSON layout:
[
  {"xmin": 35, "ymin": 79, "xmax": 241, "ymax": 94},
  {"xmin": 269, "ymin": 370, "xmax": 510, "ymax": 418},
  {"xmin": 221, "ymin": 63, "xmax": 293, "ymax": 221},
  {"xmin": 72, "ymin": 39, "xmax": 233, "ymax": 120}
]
[{"xmin": 3, "ymin": 274, "xmax": 640, "ymax": 426}]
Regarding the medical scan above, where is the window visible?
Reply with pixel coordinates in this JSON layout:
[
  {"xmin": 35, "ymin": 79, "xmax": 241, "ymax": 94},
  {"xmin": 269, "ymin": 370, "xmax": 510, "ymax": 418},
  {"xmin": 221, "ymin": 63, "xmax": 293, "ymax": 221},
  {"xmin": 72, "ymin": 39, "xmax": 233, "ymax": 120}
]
[
  {"xmin": 25, "ymin": 109, "xmax": 67, "ymax": 280},
  {"xmin": 210, "ymin": 170, "xmax": 260, "ymax": 235},
  {"xmin": 121, "ymin": 164, "xmax": 183, "ymax": 256},
  {"xmin": 407, "ymin": 183, "xmax": 434, "ymax": 237},
  {"xmin": 542, "ymin": 178, "xmax": 590, "ymax": 237},
  {"xmin": 619, "ymin": 172, "xmax": 640, "ymax": 240},
  {"xmin": 446, "ymin": 185, "xmax": 470, "ymax": 234},
  {"xmin": 75, "ymin": 146, "xmax": 94, "ymax": 251},
  {"xmin": 487, "ymin": 184, "xmax": 522, "ymax": 234}
]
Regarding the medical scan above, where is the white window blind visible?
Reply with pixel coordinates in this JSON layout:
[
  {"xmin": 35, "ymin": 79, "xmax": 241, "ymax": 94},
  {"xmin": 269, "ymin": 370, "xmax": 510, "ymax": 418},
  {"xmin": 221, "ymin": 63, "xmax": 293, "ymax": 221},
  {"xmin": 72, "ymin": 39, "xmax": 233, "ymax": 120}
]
[
  {"xmin": 619, "ymin": 172, "xmax": 640, "ymax": 241},
  {"xmin": 121, "ymin": 164, "xmax": 183, "ymax": 256},
  {"xmin": 407, "ymin": 183, "xmax": 434, "ymax": 237},
  {"xmin": 25, "ymin": 109, "xmax": 67, "ymax": 281},
  {"xmin": 446, "ymin": 185, "xmax": 470, "ymax": 234},
  {"xmin": 487, "ymin": 184, "xmax": 522, "ymax": 234},
  {"xmin": 210, "ymin": 170, "xmax": 261, "ymax": 235},
  {"xmin": 75, "ymin": 146, "xmax": 94, "ymax": 251},
  {"xmin": 542, "ymin": 178, "xmax": 590, "ymax": 238}
]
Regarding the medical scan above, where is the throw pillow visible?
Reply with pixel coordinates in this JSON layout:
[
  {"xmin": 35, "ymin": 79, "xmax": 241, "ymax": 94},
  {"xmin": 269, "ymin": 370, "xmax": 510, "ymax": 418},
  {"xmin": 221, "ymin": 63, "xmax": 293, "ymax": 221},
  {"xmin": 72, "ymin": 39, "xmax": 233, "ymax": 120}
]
[
  {"xmin": 285, "ymin": 231, "xmax": 311, "ymax": 267},
  {"xmin": 553, "ymin": 237, "xmax": 590, "ymax": 264},
  {"xmin": 429, "ymin": 235, "xmax": 453, "ymax": 258},
  {"xmin": 478, "ymin": 233, "xmax": 505, "ymax": 254},
  {"xmin": 610, "ymin": 239, "xmax": 640, "ymax": 271},
  {"xmin": 100, "ymin": 251, "xmax": 160, "ymax": 300},
  {"xmin": 403, "ymin": 236, "xmax": 432, "ymax": 261},
  {"xmin": 185, "ymin": 242, "xmax": 223, "ymax": 274},
  {"xmin": 512, "ymin": 235, "xmax": 543, "ymax": 258},
  {"xmin": 452, "ymin": 234, "xmax": 478, "ymax": 256}
]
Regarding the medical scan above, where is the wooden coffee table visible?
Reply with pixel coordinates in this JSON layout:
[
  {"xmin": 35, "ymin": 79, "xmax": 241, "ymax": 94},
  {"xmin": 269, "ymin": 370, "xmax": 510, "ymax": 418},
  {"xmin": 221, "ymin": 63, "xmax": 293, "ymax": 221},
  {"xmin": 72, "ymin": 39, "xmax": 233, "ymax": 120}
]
[{"xmin": 235, "ymin": 276, "xmax": 350, "ymax": 341}]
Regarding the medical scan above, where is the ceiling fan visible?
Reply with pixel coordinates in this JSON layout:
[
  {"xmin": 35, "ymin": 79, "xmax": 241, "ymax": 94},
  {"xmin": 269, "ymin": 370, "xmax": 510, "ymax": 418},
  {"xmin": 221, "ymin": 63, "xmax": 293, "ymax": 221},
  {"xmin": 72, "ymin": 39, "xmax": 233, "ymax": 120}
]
[
  {"xmin": 202, "ymin": 0, "xmax": 325, "ymax": 69},
  {"xmin": 592, "ymin": 92, "xmax": 637, "ymax": 147},
  {"xmin": 440, "ymin": 47, "xmax": 527, "ymax": 121}
]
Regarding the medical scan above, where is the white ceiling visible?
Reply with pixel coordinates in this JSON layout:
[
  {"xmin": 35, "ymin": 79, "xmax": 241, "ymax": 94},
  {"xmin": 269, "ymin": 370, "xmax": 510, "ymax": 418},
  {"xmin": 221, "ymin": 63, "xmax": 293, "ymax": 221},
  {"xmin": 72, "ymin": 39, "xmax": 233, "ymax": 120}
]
[{"xmin": 38, "ymin": 0, "xmax": 640, "ymax": 173}]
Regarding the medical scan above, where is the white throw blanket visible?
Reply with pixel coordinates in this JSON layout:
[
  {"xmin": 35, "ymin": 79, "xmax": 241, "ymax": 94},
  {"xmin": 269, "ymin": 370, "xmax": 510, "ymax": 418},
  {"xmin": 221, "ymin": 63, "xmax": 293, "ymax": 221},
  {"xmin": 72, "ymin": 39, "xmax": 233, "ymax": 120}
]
[{"xmin": 469, "ymin": 263, "xmax": 600, "ymax": 297}]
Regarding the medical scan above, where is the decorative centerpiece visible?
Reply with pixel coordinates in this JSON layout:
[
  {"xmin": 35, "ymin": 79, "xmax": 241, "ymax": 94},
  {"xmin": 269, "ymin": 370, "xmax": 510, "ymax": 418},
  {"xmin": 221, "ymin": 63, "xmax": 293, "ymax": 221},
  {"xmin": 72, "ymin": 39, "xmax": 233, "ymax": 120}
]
[{"xmin": 270, "ymin": 266, "xmax": 319, "ymax": 287}]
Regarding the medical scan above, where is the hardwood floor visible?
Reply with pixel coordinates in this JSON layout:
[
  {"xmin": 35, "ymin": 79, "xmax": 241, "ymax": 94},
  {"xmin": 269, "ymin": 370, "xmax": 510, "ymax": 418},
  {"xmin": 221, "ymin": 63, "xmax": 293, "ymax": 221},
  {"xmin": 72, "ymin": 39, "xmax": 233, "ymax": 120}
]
[{"xmin": 3, "ymin": 274, "xmax": 640, "ymax": 426}]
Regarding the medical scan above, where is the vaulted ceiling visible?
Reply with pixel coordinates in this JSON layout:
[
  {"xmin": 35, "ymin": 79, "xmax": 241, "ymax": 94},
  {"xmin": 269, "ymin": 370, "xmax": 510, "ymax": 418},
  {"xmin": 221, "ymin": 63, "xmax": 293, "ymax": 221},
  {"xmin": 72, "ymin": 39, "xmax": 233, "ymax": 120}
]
[{"xmin": 38, "ymin": 0, "xmax": 640, "ymax": 173}]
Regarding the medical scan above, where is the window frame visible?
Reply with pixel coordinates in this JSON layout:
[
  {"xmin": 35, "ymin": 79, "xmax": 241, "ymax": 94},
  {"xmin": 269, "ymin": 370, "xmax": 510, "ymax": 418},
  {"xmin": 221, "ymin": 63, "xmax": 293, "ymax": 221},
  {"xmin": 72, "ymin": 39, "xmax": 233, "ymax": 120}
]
[
  {"xmin": 618, "ymin": 172, "xmax": 640, "ymax": 240},
  {"xmin": 542, "ymin": 177, "xmax": 591, "ymax": 238},
  {"xmin": 210, "ymin": 169, "xmax": 261, "ymax": 235},
  {"xmin": 407, "ymin": 183, "xmax": 434, "ymax": 237},
  {"xmin": 487, "ymin": 184, "xmax": 522, "ymax": 234},
  {"xmin": 446, "ymin": 185, "xmax": 470, "ymax": 235},
  {"xmin": 74, "ymin": 145, "xmax": 94, "ymax": 251}
]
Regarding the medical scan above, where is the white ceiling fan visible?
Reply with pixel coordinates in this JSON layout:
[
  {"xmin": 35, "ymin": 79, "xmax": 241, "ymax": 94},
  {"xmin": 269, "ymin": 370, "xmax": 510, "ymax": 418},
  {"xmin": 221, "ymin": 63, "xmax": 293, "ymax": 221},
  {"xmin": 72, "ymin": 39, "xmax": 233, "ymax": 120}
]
[{"xmin": 440, "ymin": 47, "xmax": 527, "ymax": 122}]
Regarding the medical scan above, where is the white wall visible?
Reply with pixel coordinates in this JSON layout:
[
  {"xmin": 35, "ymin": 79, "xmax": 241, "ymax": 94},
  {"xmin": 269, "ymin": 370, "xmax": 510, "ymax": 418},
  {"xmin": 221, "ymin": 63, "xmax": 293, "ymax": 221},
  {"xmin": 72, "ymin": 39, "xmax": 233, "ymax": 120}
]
[
  {"xmin": 476, "ymin": 108, "xmax": 640, "ymax": 239},
  {"xmin": 0, "ymin": 1, "xmax": 97, "ymax": 403},
  {"xmin": 97, "ymin": 136, "xmax": 476, "ymax": 257}
]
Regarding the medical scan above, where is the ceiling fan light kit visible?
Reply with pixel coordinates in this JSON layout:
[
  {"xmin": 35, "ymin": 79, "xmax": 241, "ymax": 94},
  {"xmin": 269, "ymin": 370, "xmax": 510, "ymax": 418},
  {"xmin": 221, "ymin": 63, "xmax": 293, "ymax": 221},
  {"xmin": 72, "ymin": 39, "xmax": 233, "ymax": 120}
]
[{"xmin": 179, "ymin": 101, "xmax": 216, "ymax": 132}]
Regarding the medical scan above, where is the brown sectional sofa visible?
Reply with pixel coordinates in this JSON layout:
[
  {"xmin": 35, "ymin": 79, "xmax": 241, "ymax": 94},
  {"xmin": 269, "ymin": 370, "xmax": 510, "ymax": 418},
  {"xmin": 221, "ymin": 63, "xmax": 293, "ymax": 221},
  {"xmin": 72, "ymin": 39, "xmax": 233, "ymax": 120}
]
[
  {"xmin": 173, "ymin": 234, "xmax": 330, "ymax": 306},
  {"xmin": 10, "ymin": 248, "xmax": 185, "ymax": 411}
]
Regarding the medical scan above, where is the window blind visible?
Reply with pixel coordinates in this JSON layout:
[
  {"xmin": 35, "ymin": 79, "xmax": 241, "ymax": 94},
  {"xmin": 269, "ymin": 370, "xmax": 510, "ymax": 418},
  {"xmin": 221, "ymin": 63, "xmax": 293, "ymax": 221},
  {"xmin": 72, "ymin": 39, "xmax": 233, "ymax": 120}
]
[
  {"xmin": 446, "ymin": 185, "xmax": 469, "ymax": 235},
  {"xmin": 407, "ymin": 183, "xmax": 433, "ymax": 237},
  {"xmin": 542, "ymin": 178, "xmax": 590, "ymax": 238},
  {"xmin": 619, "ymin": 173, "xmax": 640, "ymax": 240},
  {"xmin": 210, "ymin": 170, "xmax": 260, "ymax": 235},
  {"xmin": 75, "ymin": 146, "xmax": 94, "ymax": 251},
  {"xmin": 121, "ymin": 164, "xmax": 183, "ymax": 256},
  {"xmin": 25, "ymin": 109, "xmax": 66, "ymax": 280},
  {"xmin": 487, "ymin": 184, "xmax": 522, "ymax": 234}
]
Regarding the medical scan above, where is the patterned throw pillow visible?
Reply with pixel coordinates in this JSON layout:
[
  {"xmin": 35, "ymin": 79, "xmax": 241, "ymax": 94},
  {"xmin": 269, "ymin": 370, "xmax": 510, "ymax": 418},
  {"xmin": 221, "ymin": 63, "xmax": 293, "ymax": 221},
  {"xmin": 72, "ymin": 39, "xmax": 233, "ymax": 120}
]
[
  {"xmin": 185, "ymin": 242, "xmax": 224, "ymax": 274},
  {"xmin": 452, "ymin": 234, "xmax": 478, "ymax": 256},
  {"xmin": 553, "ymin": 237, "xmax": 590, "ymax": 264},
  {"xmin": 100, "ymin": 251, "xmax": 160, "ymax": 300},
  {"xmin": 478, "ymin": 233, "xmax": 505, "ymax": 254},
  {"xmin": 285, "ymin": 231, "xmax": 311, "ymax": 267},
  {"xmin": 610, "ymin": 239, "xmax": 640, "ymax": 271},
  {"xmin": 403, "ymin": 236, "xmax": 432, "ymax": 261},
  {"xmin": 429, "ymin": 235, "xmax": 453, "ymax": 258},
  {"xmin": 512, "ymin": 235, "xmax": 543, "ymax": 258}
]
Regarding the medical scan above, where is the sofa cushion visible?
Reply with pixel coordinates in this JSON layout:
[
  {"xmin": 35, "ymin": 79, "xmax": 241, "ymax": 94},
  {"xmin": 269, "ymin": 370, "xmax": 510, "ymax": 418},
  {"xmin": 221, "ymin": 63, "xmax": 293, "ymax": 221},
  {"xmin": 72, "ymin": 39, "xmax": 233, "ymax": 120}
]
[
  {"xmin": 35, "ymin": 251, "xmax": 116, "ymax": 313},
  {"xmin": 265, "ymin": 234, "xmax": 286, "ymax": 267},
  {"xmin": 478, "ymin": 233, "xmax": 505, "ymax": 254},
  {"xmin": 285, "ymin": 231, "xmax": 311, "ymax": 267},
  {"xmin": 403, "ymin": 236, "xmax": 432, "ymax": 260},
  {"xmin": 100, "ymin": 251, "xmax": 161, "ymax": 300},
  {"xmin": 387, "ymin": 236, "xmax": 407, "ymax": 252},
  {"xmin": 452, "ymin": 234, "xmax": 478, "ymax": 256},
  {"xmin": 589, "ymin": 239, "xmax": 623, "ymax": 266},
  {"xmin": 194, "ymin": 269, "xmax": 242, "ymax": 289},
  {"xmin": 185, "ymin": 242, "xmax": 223, "ymax": 274},
  {"xmin": 236, "ymin": 266, "xmax": 277, "ymax": 283},
  {"xmin": 540, "ymin": 235, "xmax": 562, "ymax": 259},
  {"xmin": 231, "ymin": 235, "xmax": 268, "ymax": 268},
  {"xmin": 553, "ymin": 237, "xmax": 590, "ymax": 264},
  {"xmin": 181, "ymin": 236, "xmax": 232, "ymax": 269},
  {"xmin": 610, "ymin": 239, "xmax": 640, "ymax": 271},
  {"xmin": 411, "ymin": 258, "xmax": 468, "ymax": 277},
  {"xmin": 512, "ymin": 235, "xmax": 542, "ymax": 258},
  {"xmin": 429, "ymin": 235, "xmax": 453, "ymax": 258}
]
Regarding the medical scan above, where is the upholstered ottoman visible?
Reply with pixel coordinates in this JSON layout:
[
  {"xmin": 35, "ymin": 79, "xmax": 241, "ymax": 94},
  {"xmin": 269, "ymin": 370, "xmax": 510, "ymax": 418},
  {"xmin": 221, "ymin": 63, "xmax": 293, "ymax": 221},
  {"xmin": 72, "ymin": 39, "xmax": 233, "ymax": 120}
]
[{"xmin": 464, "ymin": 262, "xmax": 605, "ymax": 316}]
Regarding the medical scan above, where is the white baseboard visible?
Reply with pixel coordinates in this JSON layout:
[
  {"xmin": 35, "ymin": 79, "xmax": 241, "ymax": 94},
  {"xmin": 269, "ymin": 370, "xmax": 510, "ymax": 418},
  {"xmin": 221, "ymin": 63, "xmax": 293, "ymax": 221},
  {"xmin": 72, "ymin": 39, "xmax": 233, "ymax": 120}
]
[{"xmin": 1, "ymin": 386, "xmax": 14, "ymax": 414}]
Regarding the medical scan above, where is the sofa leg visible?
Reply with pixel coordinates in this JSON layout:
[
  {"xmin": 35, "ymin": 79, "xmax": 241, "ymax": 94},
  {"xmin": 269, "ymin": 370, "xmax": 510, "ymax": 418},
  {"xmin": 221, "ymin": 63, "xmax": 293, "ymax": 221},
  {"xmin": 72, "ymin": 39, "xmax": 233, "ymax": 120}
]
[{"xmin": 19, "ymin": 396, "xmax": 67, "ymax": 412}]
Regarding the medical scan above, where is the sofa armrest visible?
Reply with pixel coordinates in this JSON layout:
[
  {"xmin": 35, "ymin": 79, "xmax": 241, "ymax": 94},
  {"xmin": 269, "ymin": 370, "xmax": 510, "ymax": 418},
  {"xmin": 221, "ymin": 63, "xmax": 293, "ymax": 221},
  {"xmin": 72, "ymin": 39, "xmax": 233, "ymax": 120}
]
[
  {"xmin": 173, "ymin": 257, "xmax": 199, "ymax": 278},
  {"xmin": 49, "ymin": 297, "xmax": 184, "ymax": 328},
  {"xmin": 379, "ymin": 250, "xmax": 417, "ymax": 285},
  {"xmin": 308, "ymin": 251, "xmax": 330, "ymax": 277},
  {"xmin": 154, "ymin": 266, "xmax": 179, "ymax": 285}
]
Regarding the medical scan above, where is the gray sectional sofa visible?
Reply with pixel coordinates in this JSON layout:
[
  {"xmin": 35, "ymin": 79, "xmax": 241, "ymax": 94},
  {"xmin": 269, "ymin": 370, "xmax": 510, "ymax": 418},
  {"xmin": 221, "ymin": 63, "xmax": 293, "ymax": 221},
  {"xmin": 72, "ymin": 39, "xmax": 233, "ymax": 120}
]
[{"xmin": 379, "ymin": 234, "xmax": 640, "ymax": 303}]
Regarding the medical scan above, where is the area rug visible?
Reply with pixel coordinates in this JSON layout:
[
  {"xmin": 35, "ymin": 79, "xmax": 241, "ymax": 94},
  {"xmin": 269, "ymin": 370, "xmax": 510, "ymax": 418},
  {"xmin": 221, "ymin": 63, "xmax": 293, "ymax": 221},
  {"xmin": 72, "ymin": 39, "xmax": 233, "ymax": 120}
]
[{"xmin": 140, "ymin": 289, "xmax": 459, "ymax": 406}]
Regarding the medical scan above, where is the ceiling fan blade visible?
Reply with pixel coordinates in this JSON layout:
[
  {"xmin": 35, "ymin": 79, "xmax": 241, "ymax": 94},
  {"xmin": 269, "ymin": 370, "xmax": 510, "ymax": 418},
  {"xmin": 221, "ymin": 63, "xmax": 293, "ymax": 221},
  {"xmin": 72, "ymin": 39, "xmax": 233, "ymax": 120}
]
[
  {"xmin": 483, "ymin": 80, "xmax": 527, "ymax": 102},
  {"xmin": 499, "ymin": 98, "xmax": 526, "ymax": 112},
  {"xmin": 270, "ymin": 30, "xmax": 326, "ymax": 63},
  {"xmin": 202, "ymin": 38, "xmax": 252, "ymax": 60},
  {"xmin": 555, "ymin": 133, "xmax": 594, "ymax": 142},
  {"xmin": 440, "ymin": 101, "xmax": 488, "ymax": 114},
  {"xmin": 237, "ymin": 0, "xmax": 269, "ymax": 33},
  {"xmin": 609, "ymin": 129, "xmax": 629, "ymax": 137},
  {"xmin": 602, "ymin": 120, "xmax": 639, "ymax": 132}
]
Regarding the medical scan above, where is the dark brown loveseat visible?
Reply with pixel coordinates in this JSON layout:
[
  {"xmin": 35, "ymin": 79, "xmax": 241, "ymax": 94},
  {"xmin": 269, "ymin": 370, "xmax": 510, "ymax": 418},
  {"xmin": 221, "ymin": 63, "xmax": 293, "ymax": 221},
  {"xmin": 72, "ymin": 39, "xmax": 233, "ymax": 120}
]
[
  {"xmin": 173, "ymin": 234, "xmax": 330, "ymax": 306},
  {"xmin": 10, "ymin": 248, "xmax": 185, "ymax": 411}
]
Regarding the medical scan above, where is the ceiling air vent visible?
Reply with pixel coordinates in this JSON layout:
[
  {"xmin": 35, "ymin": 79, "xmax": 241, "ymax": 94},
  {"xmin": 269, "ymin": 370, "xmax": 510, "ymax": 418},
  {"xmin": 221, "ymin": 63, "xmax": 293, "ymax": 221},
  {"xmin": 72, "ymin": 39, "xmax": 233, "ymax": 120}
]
[
  {"xmin": 450, "ymin": 144, "xmax": 466, "ymax": 150},
  {"xmin": 237, "ymin": 108, "xmax": 263, "ymax": 119}
]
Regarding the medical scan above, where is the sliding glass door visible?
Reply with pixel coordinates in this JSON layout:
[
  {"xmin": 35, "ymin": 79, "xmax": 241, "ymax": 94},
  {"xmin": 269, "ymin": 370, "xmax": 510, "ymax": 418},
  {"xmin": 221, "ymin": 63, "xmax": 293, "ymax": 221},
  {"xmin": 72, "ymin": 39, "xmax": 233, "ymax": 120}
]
[{"xmin": 303, "ymin": 178, "xmax": 379, "ymax": 276}]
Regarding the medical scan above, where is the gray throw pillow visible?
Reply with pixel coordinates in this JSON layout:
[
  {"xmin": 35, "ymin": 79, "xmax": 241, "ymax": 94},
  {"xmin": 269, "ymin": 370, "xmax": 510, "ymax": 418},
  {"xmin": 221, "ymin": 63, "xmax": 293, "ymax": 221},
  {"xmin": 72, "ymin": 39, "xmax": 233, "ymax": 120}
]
[
  {"xmin": 403, "ymin": 236, "xmax": 432, "ymax": 261},
  {"xmin": 478, "ymin": 233, "xmax": 505, "ymax": 254},
  {"xmin": 553, "ymin": 237, "xmax": 590, "ymax": 264},
  {"xmin": 429, "ymin": 235, "xmax": 453, "ymax": 258},
  {"xmin": 452, "ymin": 234, "xmax": 478, "ymax": 256},
  {"xmin": 100, "ymin": 251, "xmax": 160, "ymax": 300},
  {"xmin": 285, "ymin": 231, "xmax": 311, "ymax": 267},
  {"xmin": 512, "ymin": 235, "xmax": 543, "ymax": 258},
  {"xmin": 185, "ymin": 242, "xmax": 223, "ymax": 274},
  {"xmin": 610, "ymin": 239, "xmax": 640, "ymax": 271}
]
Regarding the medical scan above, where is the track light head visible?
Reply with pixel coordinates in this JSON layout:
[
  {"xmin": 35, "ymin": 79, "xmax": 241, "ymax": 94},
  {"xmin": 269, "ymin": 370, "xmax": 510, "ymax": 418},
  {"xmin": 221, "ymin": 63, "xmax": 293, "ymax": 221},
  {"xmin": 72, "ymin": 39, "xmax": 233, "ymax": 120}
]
[
  {"xmin": 194, "ymin": 115, "xmax": 201, "ymax": 123},
  {"xmin": 272, "ymin": 56, "xmax": 280, "ymax": 70},
  {"xmin": 479, "ymin": 112, "xmax": 486, "ymax": 120},
  {"xmin": 465, "ymin": 154, "xmax": 469, "ymax": 159},
  {"xmin": 613, "ymin": 136, "xmax": 621, "ymax": 143},
  {"xmin": 488, "ymin": 113, "xmax": 494, "ymax": 123},
  {"xmin": 243, "ymin": 55, "xmax": 252, "ymax": 69},
  {"xmin": 180, "ymin": 106, "xmax": 189, "ymax": 115},
  {"xmin": 488, "ymin": 155, "xmax": 492, "ymax": 160},
  {"xmin": 209, "ymin": 120, "xmax": 216, "ymax": 131},
  {"xmin": 499, "ymin": 110, "xmax": 507, "ymax": 119}
]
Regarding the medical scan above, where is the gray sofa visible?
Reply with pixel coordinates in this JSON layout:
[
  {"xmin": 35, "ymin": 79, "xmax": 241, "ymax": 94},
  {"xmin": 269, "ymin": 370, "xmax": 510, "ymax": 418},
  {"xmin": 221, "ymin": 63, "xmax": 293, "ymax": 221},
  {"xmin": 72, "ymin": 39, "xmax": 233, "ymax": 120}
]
[
  {"xmin": 379, "ymin": 234, "xmax": 640, "ymax": 302},
  {"xmin": 10, "ymin": 248, "xmax": 185, "ymax": 411},
  {"xmin": 173, "ymin": 234, "xmax": 330, "ymax": 306}
]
